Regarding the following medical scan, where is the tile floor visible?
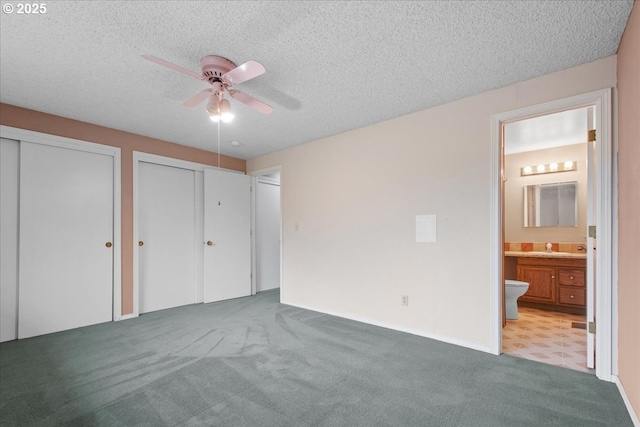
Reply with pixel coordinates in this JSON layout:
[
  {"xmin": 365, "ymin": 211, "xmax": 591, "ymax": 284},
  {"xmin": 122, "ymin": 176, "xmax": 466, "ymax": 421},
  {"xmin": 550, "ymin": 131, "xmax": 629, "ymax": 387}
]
[{"xmin": 502, "ymin": 306, "xmax": 594, "ymax": 374}]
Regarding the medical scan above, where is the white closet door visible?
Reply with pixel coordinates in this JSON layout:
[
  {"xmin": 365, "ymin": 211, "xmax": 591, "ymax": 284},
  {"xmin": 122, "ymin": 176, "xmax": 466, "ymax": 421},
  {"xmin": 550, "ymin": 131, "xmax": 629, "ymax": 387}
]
[
  {"xmin": 1, "ymin": 138, "xmax": 20, "ymax": 342},
  {"xmin": 138, "ymin": 162, "xmax": 196, "ymax": 313},
  {"xmin": 203, "ymin": 169, "xmax": 251, "ymax": 303},
  {"xmin": 19, "ymin": 142, "xmax": 114, "ymax": 339},
  {"xmin": 256, "ymin": 181, "xmax": 281, "ymax": 292}
]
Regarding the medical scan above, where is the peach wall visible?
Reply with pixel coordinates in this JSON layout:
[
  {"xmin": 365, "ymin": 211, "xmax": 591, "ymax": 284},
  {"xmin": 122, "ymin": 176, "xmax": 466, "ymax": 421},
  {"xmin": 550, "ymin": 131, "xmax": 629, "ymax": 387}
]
[
  {"xmin": 248, "ymin": 56, "xmax": 616, "ymax": 350},
  {"xmin": 616, "ymin": 0, "xmax": 640, "ymax": 419},
  {"xmin": 505, "ymin": 144, "xmax": 588, "ymax": 243},
  {"xmin": 0, "ymin": 103, "xmax": 246, "ymax": 315}
]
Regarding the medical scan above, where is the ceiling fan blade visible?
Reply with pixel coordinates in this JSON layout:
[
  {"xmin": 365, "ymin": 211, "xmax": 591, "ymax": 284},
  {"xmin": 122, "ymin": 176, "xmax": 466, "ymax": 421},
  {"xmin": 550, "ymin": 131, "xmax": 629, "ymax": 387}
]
[
  {"xmin": 228, "ymin": 89, "xmax": 273, "ymax": 114},
  {"xmin": 223, "ymin": 61, "xmax": 266, "ymax": 85},
  {"xmin": 183, "ymin": 89, "xmax": 213, "ymax": 107},
  {"xmin": 141, "ymin": 54, "xmax": 203, "ymax": 80}
]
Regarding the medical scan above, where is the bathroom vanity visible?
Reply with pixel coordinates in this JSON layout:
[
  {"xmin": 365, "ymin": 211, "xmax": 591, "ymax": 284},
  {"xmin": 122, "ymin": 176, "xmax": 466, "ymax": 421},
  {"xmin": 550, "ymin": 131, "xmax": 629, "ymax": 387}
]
[{"xmin": 505, "ymin": 252, "xmax": 587, "ymax": 314}]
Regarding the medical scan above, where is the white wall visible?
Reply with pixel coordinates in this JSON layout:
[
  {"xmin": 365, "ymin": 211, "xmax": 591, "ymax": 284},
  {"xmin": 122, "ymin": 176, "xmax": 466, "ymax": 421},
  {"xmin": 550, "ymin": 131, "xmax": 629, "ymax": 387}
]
[{"xmin": 247, "ymin": 56, "xmax": 617, "ymax": 351}]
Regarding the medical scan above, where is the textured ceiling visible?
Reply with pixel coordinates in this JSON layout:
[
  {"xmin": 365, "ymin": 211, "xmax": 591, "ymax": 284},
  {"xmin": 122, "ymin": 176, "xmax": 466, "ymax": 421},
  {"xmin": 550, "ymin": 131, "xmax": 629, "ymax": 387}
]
[{"xmin": 0, "ymin": 1, "xmax": 633, "ymax": 160}]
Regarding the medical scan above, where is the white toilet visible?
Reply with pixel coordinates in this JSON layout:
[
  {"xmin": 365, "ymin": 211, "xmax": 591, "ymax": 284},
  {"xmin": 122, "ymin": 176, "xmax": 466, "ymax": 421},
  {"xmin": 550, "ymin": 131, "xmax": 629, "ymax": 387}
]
[{"xmin": 505, "ymin": 280, "xmax": 529, "ymax": 320}]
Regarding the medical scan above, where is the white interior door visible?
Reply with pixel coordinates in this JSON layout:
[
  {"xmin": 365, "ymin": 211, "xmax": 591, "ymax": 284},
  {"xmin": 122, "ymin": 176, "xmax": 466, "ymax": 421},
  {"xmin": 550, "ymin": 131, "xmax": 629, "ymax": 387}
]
[
  {"xmin": 19, "ymin": 141, "xmax": 114, "ymax": 339},
  {"xmin": 586, "ymin": 130, "xmax": 597, "ymax": 369},
  {"xmin": 256, "ymin": 180, "xmax": 281, "ymax": 292},
  {"xmin": 204, "ymin": 169, "xmax": 251, "ymax": 303},
  {"xmin": 138, "ymin": 162, "xmax": 196, "ymax": 314},
  {"xmin": 1, "ymin": 138, "xmax": 20, "ymax": 342}
]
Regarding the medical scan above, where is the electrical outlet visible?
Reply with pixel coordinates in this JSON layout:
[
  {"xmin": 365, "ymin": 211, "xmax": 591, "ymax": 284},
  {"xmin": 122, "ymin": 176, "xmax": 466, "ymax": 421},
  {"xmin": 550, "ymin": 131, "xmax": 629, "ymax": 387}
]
[{"xmin": 401, "ymin": 295, "xmax": 408, "ymax": 306}]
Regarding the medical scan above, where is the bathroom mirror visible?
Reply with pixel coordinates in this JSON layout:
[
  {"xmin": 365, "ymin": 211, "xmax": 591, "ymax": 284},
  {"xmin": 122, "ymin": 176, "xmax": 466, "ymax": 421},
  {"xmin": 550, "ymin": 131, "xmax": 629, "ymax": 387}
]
[{"xmin": 523, "ymin": 181, "xmax": 578, "ymax": 227}]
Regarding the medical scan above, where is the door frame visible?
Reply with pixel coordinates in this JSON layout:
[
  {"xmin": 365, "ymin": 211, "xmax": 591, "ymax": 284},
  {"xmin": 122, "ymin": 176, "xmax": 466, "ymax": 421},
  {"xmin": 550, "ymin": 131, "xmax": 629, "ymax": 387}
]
[
  {"xmin": 489, "ymin": 89, "xmax": 615, "ymax": 381},
  {"xmin": 249, "ymin": 166, "xmax": 283, "ymax": 297},
  {"xmin": 0, "ymin": 125, "xmax": 123, "ymax": 320}
]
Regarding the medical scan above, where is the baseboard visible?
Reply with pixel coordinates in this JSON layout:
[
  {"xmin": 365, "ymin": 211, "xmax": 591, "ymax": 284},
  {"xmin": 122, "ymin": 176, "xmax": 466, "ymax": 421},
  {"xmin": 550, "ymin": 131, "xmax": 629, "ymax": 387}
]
[
  {"xmin": 280, "ymin": 299, "xmax": 491, "ymax": 354},
  {"xmin": 116, "ymin": 313, "xmax": 137, "ymax": 321},
  {"xmin": 613, "ymin": 375, "xmax": 640, "ymax": 427}
]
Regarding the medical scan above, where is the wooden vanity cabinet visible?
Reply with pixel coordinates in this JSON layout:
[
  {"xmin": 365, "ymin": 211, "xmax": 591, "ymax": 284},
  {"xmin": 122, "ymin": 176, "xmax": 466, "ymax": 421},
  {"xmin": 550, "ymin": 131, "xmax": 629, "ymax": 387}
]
[
  {"xmin": 516, "ymin": 256, "xmax": 586, "ymax": 314},
  {"xmin": 517, "ymin": 265, "xmax": 556, "ymax": 303},
  {"xmin": 557, "ymin": 268, "xmax": 586, "ymax": 306}
]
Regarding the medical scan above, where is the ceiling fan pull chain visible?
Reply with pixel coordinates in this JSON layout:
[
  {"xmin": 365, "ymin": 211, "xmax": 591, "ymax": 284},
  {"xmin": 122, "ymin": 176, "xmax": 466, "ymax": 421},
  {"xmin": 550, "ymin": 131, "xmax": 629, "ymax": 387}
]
[{"xmin": 217, "ymin": 119, "xmax": 222, "ymax": 206}]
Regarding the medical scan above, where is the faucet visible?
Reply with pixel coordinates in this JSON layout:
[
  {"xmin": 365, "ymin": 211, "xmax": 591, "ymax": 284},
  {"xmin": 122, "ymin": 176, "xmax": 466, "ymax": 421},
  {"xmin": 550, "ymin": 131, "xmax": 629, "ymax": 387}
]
[
  {"xmin": 545, "ymin": 243, "xmax": 553, "ymax": 253},
  {"xmin": 577, "ymin": 245, "xmax": 587, "ymax": 252}
]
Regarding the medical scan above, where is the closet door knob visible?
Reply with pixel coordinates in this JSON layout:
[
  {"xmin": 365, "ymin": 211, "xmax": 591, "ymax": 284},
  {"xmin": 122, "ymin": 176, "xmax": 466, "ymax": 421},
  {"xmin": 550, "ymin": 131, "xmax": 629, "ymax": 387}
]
[
  {"xmin": 139, "ymin": 241, "xmax": 144, "ymax": 246},
  {"xmin": 105, "ymin": 242, "xmax": 112, "ymax": 248},
  {"xmin": 206, "ymin": 241, "xmax": 213, "ymax": 246}
]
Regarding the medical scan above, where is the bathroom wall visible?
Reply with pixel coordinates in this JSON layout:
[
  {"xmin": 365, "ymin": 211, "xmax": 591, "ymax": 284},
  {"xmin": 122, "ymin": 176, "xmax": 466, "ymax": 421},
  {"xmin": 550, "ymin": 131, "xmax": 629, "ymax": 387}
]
[
  {"xmin": 247, "ymin": 56, "xmax": 617, "ymax": 351},
  {"xmin": 504, "ymin": 143, "xmax": 588, "ymax": 243}
]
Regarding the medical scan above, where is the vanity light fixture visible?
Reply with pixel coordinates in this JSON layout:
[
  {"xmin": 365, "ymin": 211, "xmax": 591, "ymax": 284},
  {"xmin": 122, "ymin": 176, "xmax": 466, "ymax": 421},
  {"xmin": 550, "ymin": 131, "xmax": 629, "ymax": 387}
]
[{"xmin": 521, "ymin": 161, "xmax": 577, "ymax": 176}]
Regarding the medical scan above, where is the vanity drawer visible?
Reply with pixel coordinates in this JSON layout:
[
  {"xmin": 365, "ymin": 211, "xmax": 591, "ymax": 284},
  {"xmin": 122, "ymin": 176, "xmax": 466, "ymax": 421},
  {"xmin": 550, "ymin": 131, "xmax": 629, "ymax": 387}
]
[
  {"xmin": 558, "ymin": 268, "xmax": 585, "ymax": 286},
  {"xmin": 559, "ymin": 287, "xmax": 585, "ymax": 306}
]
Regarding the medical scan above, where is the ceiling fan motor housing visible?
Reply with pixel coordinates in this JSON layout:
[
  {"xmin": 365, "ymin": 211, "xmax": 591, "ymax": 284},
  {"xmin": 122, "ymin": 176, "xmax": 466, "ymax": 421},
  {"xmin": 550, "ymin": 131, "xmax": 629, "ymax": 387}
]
[{"xmin": 200, "ymin": 55, "xmax": 236, "ymax": 84}]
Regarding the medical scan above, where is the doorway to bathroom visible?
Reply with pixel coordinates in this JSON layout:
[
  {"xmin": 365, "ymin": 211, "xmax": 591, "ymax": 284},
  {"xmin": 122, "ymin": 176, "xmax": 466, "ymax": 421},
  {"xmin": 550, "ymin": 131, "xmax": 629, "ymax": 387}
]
[
  {"xmin": 489, "ymin": 89, "xmax": 615, "ymax": 381},
  {"xmin": 502, "ymin": 107, "xmax": 593, "ymax": 373}
]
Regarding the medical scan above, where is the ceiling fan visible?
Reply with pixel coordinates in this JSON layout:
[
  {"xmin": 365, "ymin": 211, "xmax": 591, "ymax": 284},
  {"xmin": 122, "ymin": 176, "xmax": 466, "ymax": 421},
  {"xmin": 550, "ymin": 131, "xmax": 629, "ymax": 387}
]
[{"xmin": 141, "ymin": 54, "xmax": 273, "ymax": 122}]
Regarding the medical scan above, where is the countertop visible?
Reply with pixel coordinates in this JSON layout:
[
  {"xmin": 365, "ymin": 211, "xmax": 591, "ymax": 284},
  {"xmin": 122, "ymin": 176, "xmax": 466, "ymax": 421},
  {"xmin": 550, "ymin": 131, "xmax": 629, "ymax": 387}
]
[{"xmin": 505, "ymin": 251, "xmax": 587, "ymax": 259}]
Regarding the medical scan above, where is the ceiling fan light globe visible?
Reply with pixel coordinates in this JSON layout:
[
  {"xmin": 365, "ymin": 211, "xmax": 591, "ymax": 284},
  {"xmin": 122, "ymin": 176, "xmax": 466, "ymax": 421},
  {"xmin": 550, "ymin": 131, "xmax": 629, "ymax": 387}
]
[
  {"xmin": 206, "ymin": 95, "xmax": 220, "ymax": 113},
  {"xmin": 219, "ymin": 98, "xmax": 234, "ymax": 122}
]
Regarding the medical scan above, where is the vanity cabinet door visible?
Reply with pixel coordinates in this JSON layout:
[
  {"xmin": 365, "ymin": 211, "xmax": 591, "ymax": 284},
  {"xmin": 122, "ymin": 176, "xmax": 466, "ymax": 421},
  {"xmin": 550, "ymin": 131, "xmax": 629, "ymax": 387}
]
[{"xmin": 518, "ymin": 266, "xmax": 557, "ymax": 303}]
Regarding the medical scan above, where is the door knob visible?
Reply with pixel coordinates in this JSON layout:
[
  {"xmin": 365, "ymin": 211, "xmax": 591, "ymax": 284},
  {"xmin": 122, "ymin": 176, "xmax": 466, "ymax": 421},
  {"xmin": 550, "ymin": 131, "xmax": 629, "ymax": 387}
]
[
  {"xmin": 139, "ymin": 241, "xmax": 144, "ymax": 246},
  {"xmin": 206, "ymin": 241, "xmax": 213, "ymax": 246},
  {"xmin": 105, "ymin": 242, "xmax": 112, "ymax": 248}
]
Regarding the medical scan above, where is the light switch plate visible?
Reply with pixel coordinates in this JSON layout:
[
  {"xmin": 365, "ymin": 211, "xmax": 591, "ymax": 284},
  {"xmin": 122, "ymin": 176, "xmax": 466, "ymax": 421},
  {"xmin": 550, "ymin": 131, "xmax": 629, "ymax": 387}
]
[{"xmin": 416, "ymin": 215, "xmax": 436, "ymax": 243}]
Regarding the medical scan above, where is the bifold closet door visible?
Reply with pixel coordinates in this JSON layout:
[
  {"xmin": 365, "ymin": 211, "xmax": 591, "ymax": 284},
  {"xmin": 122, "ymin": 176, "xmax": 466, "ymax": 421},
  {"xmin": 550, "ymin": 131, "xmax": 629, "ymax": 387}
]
[
  {"xmin": 19, "ymin": 141, "xmax": 114, "ymax": 339},
  {"xmin": 138, "ymin": 162, "xmax": 196, "ymax": 313},
  {"xmin": 203, "ymin": 169, "xmax": 251, "ymax": 303}
]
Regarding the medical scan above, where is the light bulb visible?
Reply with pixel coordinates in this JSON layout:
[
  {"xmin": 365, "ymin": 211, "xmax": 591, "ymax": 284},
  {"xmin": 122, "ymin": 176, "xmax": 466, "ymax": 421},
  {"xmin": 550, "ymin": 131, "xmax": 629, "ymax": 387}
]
[
  {"xmin": 206, "ymin": 95, "xmax": 220, "ymax": 122},
  {"xmin": 549, "ymin": 163, "xmax": 558, "ymax": 171},
  {"xmin": 564, "ymin": 161, "xmax": 574, "ymax": 169},
  {"xmin": 537, "ymin": 164, "xmax": 545, "ymax": 173},
  {"xmin": 523, "ymin": 166, "xmax": 532, "ymax": 174},
  {"xmin": 219, "ymin": 98, "xmax": 234, "ymax": 123}
]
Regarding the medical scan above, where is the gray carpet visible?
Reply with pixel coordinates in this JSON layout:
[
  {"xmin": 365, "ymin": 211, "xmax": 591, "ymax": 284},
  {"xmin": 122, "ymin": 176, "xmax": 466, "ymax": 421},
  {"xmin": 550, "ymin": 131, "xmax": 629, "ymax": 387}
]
[{"xmin": 0, "ymin": 289, "xmax": 632, "ymax": 426}]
